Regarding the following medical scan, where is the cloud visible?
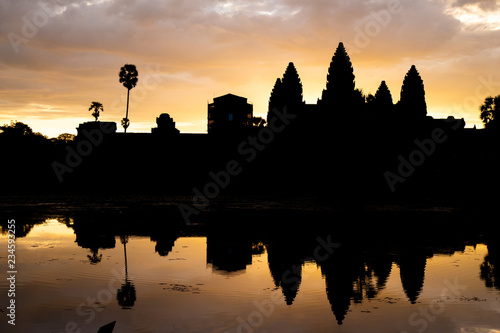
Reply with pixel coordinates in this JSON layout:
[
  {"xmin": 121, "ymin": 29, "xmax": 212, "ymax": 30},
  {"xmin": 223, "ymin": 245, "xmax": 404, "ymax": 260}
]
[{"xmin": 452, "ymin": 0, "xmax": 500, "ymax": 11}]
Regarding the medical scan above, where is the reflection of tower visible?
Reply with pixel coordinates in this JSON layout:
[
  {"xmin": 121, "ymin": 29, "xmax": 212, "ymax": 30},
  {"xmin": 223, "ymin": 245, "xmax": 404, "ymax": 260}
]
[
  {"xmin": 371, "ymin": 256, "xmax": 393, "ymax": 292},
  {"xmin": 318, "ymin": 245, "xmax": 394, "ymax": 326},
  {"xmin": 396, "ymin": 250, "xmax": 428, "ymax": 304},
  {"xmin": 320, "ymin": 254, "xmax": 353, "ymax": 326},
  {"xmin": 353, "ymin": 253, "xmax": 394, "ymax": 302},
  {"xmin": 117, "ymin": 236, "xmax": 136, "ymax": 309},
  {"xmin": 266, "ymin": 243, "xmax": 303, "ymax": 306}
]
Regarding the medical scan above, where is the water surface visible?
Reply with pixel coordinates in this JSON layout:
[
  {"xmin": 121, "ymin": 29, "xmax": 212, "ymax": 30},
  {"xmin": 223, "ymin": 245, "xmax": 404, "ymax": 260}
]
[{"xmin": 1, "ymin": 199, "xmax": 500, "ymax": 333}]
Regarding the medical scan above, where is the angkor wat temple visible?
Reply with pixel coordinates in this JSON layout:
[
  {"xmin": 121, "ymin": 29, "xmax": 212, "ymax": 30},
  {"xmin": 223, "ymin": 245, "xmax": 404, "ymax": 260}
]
[{"xmin": 2, "ymin": 42, "xmax": 499, "ymax": 203}]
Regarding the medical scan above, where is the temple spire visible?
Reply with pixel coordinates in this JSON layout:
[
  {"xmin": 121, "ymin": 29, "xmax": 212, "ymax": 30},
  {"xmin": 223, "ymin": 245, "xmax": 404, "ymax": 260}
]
[
  {"xmin": 267, "ymin": 62, "xmax": 304, "ymax": 123},
  {"xmin": 321, "ymin": 42, "xmax": 356, "ymax": 110},
  {"xmin": 399, "ymin": 65, "xmax": 427, "ymax": 118}
]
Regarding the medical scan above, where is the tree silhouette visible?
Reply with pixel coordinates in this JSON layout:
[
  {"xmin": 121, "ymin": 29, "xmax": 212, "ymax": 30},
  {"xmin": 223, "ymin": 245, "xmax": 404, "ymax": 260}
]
[
  {"xmin": 0, "ymin": 121, "xmax": 47, "ymax": 139},
  {"xmin": 0, "ymin": 121, "xmax": 34, "ymax": 136},
  {"xmin": 88, "ymin": 101, "xmax": 104, "ymax": 121},
  {"xmin": 119, "ymin": 64, "xmax": 139, "ymax": 133},
  {"xmin": 55, "ymin": 133, "xmax": 75, "ymax": 143},
  {"xmin": 321, "ymin": 42, "xmax": 356, "ymax": 110},
  {"xmin": 399, "ymin": 65, "xmax": 427, "ymax": 119},
  {"xmin": 480, "ymin": 95, "xmax": 500, "ymax": 130}
]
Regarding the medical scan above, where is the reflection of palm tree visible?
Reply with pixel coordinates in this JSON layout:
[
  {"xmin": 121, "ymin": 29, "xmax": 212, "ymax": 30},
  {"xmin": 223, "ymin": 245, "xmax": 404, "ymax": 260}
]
[
  {"xmin": 117, "ymin": 235, "xmax": 136, "ymax": 309},
  {"xmin": 87, "ymin": 248, "xmax": 102, "ymax": 265}
]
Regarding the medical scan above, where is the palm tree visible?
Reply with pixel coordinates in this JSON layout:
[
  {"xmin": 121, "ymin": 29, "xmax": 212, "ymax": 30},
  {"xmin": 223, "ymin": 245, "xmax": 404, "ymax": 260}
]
[
  {"xmin": 88, "ymin": 101, "xmax": 104, "ymax": 121},
  {"xmin": 119, "ymin": 64, "xmax": 139, "ymax": 133}
]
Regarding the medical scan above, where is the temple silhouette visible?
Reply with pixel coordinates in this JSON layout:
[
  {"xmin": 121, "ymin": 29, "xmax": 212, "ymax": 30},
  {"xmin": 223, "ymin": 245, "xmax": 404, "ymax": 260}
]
[
  {"xmin": 2, "ymin": 43, "xmax": 500, "ymax": 332},
  {"xmin": 1, "ymin": 42, "xmax": 499, "ymax": 204}
]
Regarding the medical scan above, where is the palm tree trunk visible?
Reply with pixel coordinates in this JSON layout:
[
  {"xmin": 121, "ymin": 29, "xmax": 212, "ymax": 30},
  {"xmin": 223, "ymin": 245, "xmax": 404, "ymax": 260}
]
[
  {"xmin": 125, "ymin": 88, "xmax": 130, "ymax": 133},
  {"xmin": 123, "ymin": 241, "xmax": 128, "ymax": 281}
]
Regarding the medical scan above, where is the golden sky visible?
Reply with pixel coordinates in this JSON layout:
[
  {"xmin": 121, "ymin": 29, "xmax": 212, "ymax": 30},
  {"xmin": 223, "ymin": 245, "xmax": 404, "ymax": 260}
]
[{"xmin": 2, "ymin": 0, "xmax": 500, "ymax": 137}]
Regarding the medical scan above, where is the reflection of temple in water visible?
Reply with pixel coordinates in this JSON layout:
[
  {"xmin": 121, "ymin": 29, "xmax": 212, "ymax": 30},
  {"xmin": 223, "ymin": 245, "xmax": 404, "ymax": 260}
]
[
  {"xmin": 15, "ymin": 210, "xmax": 495, "ymax": 325},
  {"xmin": 395, "ymin": 249, "xmax": 430, "ymax": 304},
  {"xmin": 150, "ymin": 230, "xmax": 180, "ymax": 257},
  {"xmin": 266, "ymin": 240, "xmax": 304, "ymax": 305},
  {"xmin": 318, "ymin": 246, "xmax": 394, "ymax": 325},
  {"xmin": 206, "ymin": 231, "xmax": 262, "ymax": 274},
  {"xmin": 72, "ymin": 217, "xmax": 116, "ymax": 265}
]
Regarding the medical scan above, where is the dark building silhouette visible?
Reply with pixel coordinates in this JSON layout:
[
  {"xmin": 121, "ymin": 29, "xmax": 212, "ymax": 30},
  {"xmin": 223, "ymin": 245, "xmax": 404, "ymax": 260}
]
[
  {"xmin": 208, "ymin": 94, "xmax": 253, "ymax": 135},
  {"xmin": 152, "ymin": 113, "xmax": 180, "ymax": 136},
  {"xmin": 76, "ymin": 121, "xmax": 117, "ymax": 137}
]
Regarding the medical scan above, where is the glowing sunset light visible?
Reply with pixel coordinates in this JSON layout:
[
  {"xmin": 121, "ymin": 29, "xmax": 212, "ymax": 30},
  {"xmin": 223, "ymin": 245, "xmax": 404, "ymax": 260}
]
[{"xmin": 2, "ymin": 0, "xmax": 500, "ymax": 137}]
